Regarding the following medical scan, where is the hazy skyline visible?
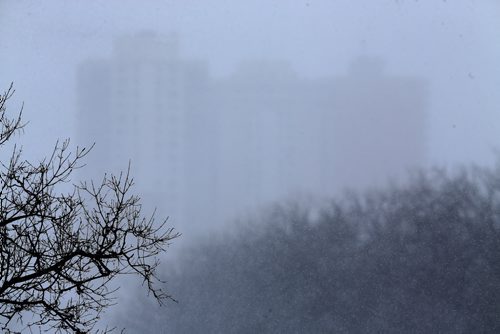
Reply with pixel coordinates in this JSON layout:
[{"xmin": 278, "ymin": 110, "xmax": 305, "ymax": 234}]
[{"xmin": 75, "ymin": 32, "xmax": 428, "ymax": 236}]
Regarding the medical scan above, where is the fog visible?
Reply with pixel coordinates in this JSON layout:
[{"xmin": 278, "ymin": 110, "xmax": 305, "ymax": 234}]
[{"xmin": 1, "ymin": 0, "xmax": 500, "ymax": 332}]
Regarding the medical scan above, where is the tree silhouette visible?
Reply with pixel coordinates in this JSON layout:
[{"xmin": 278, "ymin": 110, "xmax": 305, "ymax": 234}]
[
  {"xmin": 0, "ymin": 84, "xmax": 179, "ymax": 333},
  {"xmin": 120, "ymin": 164, "xmax": 500, "ymax": 333}
]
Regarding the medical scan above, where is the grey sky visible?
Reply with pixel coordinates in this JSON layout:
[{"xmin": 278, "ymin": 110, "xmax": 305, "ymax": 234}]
[{"xmin": 1, "ymin": 0, "xmax": 499, "ymax": 164}]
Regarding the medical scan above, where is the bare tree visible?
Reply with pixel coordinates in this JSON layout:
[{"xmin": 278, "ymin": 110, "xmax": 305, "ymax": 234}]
[{"xmin": 0, "ymin": 84, "xmax": 179, "ymax": 333}]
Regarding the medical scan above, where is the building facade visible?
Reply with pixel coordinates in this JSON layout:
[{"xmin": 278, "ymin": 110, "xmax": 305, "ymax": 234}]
[{"xmin": 77, "ymin": 33, "xmax": 428, "ymax": 234}]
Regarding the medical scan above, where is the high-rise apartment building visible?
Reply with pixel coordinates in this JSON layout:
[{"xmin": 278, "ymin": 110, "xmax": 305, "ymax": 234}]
[
  {"xmin": 326, "ymin": 57, "xmax": 428, "ymax": 190},
  {"xmin": 77, "ymin": 32, "xmax": 209, "ymax": 227},
  {"xmin": 77, "ymin": 33, "xmax": 428, "ymax": 234},
  {"xmin": 211, "ymin": 57, "xmax": 428, "ymax": 202}
]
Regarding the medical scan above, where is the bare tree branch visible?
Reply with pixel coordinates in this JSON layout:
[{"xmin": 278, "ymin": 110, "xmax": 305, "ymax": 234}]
[{"xmin": 0, "ymin": 84, "xmax": 180, "ymax": 333}]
